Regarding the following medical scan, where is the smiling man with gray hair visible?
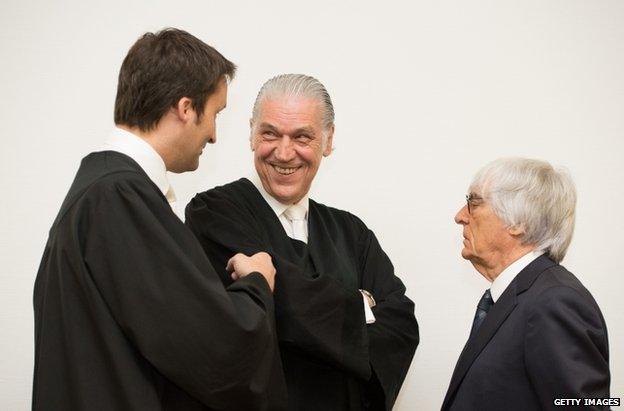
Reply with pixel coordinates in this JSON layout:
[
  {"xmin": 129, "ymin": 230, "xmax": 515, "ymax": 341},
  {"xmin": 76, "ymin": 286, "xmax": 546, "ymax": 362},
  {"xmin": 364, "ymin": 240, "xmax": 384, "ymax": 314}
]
[
  {"xmin": 442, "ymin": 158, "xmax": 610, "ymax": 411},
  {"xmin": 186, "ymin": 74, "xmax": 419, "ymax": 410}
]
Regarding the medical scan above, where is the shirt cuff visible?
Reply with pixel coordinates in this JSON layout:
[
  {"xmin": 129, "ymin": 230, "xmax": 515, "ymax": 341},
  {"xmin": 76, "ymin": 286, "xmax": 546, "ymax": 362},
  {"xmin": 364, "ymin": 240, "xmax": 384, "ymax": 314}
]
[{"xmin": 361, "ymin": 293, "xmax": 376, "ymax": 324}]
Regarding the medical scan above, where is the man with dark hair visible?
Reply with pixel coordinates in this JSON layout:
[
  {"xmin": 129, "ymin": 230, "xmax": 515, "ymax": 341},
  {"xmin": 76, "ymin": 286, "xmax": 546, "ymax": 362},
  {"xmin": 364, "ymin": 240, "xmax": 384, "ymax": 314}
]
[
  {"xmin": 33, "ymin": 28, "xmax": 286, "ymax": 411},
  {"xmin": 114, "ymin": 28, "xmax": 235, "ymax": 134}
]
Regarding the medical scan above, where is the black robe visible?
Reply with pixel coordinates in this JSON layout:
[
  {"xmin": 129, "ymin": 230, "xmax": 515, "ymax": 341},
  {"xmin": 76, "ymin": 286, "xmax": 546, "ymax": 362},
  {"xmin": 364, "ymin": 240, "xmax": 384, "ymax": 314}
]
[
  {"xmin": 186, "ymin": 178, "xmax": 419, "ymax": 410},
  {"xmin": 33, "ymin": 152, "xmax": 287, "ymax": 411}
]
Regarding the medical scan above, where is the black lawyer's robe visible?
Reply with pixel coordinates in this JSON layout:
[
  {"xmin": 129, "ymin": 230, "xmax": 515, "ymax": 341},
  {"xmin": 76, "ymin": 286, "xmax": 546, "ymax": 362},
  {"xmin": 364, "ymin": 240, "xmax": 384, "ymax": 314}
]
[
  {"xmin": 33, "ymin": 152, "xmax": 287, "ymax": 411},
  {"xmin": 186, "ymin": 178, "xmax": 419, "ymax": 410},
  {"xmin": 441, "ymin": 255, "xmax": 610, "ymax": 411}
]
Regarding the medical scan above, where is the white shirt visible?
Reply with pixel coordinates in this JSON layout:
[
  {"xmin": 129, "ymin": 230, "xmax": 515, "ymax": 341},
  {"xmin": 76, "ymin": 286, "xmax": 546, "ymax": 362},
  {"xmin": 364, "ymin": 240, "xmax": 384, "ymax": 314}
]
[
  {"xmin": 490, "ymin": 250, "xmax": 545, "ymax": 302},
  {"xmin": 252, "ymin": 177, "xmax": 309, "ymax": 240},
  {"xmin": 251, "ymin": 177, "xmax": 376, "ymax": 324},
  {"xmin": 99, "ymin": 127, "xmax": 181, "ymax": 219}
]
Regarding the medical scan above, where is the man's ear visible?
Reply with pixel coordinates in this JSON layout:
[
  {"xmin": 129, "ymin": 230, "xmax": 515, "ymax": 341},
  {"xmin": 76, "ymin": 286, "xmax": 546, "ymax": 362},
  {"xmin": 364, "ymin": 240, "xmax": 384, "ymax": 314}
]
[
  {"xmin": 249, "ymin": 118, "xmax": 255, "ymax": 151},
  {"xmin": 173, "ymin": 97, "xmax": 194, "ymax": 122},
  {"xmin": 323, "ymin": 124, "xmax": 335, "ymax": 157}
]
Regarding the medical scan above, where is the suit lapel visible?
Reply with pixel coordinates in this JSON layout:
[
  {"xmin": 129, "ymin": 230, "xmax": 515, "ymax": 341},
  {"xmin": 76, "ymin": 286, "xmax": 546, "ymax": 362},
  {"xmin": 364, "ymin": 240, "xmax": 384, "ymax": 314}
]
[
  {"xmin": 441, "ymin": 254, "xmax": 557, "ymax": 410},
  {"xmin": 441, "ymin": 287, "xmax": 518, "ymax": 410}
]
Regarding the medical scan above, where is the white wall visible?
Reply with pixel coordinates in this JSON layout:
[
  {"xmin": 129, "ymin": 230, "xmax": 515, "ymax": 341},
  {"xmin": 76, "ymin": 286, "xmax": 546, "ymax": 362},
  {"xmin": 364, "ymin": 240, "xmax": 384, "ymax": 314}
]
[{"xmin": 1, "ymin": 0, "xmax": 622, "ymax": 409}]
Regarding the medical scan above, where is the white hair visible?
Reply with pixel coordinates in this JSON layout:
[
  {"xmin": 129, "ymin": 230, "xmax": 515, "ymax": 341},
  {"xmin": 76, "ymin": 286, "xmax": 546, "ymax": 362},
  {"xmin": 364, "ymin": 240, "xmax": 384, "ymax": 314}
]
[
  {"xmin": 471, "ymin": 158, "xmax": 576, "ymax": 263},
  {"xmin": 251, "ymin": 74, "xmax": 335, "ymax": 145}
]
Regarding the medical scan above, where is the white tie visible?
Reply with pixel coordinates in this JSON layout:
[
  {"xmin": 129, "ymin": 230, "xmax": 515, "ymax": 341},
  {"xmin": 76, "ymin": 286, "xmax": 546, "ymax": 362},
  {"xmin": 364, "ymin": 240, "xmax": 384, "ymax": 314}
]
[
  {"xmin": 165, "ymin": 187, "xmax": 182, "ymax": 220},
  {"xmin": 284, "ymin": 204, "xmax": 307, "ymax": 243}
]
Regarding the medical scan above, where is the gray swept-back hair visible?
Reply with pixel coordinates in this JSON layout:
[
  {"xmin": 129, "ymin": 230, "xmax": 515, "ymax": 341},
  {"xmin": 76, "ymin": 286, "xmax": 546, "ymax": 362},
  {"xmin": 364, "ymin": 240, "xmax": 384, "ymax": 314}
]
[
  {"xmin": 251, "ymin": 74, "xmax": 335, "ymax": 133},
  {"xmin": 471, "ymin": 158, "xmax": 576, "ymax": 263}
]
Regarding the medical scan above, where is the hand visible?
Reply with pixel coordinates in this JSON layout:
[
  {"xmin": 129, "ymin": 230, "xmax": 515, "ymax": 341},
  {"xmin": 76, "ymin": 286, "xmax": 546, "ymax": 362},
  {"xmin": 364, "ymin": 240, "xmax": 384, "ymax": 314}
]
[{"xmin": 226, "ymin": 252, "xmax": 276, "ymax": 292}]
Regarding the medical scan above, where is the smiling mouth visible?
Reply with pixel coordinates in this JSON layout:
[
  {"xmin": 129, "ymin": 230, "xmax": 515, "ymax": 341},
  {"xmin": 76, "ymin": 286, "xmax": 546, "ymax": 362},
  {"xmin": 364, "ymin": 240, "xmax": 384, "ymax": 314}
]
[{"xmin": 272, "ymin": 164, "xmax": 301, "ymax": 175}]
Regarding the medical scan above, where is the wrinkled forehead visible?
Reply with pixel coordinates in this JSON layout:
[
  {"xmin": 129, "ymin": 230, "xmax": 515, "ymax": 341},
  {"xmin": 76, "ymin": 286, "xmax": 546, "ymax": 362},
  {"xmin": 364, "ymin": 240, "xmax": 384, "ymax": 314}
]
[
  {"xmin": 258, "ymin": 94, "xmax": 321, "ymax": 115},
  {"xmin": 254, "ymin": 95, "xmax": 324, "ymax": 128},
  {"xmin": 468, "ymin": 184, "xmax": 488, "ymax": 198}
]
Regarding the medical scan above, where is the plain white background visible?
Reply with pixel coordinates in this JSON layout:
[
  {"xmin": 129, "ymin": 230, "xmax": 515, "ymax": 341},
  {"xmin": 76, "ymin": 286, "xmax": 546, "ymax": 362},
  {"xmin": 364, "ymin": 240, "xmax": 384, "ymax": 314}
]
[{"xmin": 1, "ymin": 1, "xmax": 622, "ymax": 409}]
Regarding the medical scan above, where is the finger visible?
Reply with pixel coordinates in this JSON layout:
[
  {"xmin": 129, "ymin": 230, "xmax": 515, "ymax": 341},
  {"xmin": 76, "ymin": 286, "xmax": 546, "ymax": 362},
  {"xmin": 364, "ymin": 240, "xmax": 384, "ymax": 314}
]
[
  {"xmin": 226, "ymin": 254, "xmax": 238, "ymax": 272},
  {"xmin": 231, "ymin": 272, "xmax": 239, "ymax": 281}
]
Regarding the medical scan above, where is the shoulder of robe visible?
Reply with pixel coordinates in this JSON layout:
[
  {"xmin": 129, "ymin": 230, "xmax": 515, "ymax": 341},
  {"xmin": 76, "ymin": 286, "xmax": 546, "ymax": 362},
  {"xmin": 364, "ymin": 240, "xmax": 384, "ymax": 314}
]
[
  {"xmin": 84, "ymin": 170, "xmax": 158, "ymax": 199},
  {"xmin": 310, "ymin": 199, "xmax": 371, "ymax": 239},
  {"xmin": 68, "ymin": 170, "xmax": 165, "ymax": 222},
  {"xmin": 187, "ymin": 178, "xmax": 255, "ymax": 214},
  {"xmin": 50, "ymin": 152, "xmax": 170, "ymax": 239}
]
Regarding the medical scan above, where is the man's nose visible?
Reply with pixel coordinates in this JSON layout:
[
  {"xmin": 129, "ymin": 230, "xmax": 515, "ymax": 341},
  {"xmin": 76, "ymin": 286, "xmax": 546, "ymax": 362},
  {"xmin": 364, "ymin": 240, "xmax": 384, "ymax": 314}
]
[
  {"xmin": 275, "ymin": 136, "xmax": 295, "ymax": 161},
  {"xmin": 455, "ymin": 205, "xmax": 469, "ymax": 225}
]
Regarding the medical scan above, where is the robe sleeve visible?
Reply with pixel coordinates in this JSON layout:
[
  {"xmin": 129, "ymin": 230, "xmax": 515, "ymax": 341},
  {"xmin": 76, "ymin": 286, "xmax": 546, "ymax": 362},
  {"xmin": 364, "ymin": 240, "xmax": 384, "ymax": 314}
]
[
  {"xmin": 525, "ymin": 285, "xmax": 610, "ymax": 409},
  {"xmin": 186, "ymin": 187, "xmax": 419, "ymax": 409},
  {"xmin": 81, "ymin": 173, "xmax": 285, "ymax": 411},
  {"xmin": 357, "ymin": 227, "xmax": 420, "ymax": 409}
]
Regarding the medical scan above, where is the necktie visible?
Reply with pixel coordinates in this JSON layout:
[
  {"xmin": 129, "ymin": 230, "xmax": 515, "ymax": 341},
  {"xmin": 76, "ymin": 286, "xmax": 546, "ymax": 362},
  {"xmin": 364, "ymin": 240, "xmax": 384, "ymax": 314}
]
[
  {"xmin": 470, "ymin": 289, "xmax": 494, "ymax": 338},
  {"xmin": 284, "ymin": 204, "xmax": 307, "ymax": 243},
  {"xmin": 165, "ymin": 187, "xmax": 182, "ymax": 220}
]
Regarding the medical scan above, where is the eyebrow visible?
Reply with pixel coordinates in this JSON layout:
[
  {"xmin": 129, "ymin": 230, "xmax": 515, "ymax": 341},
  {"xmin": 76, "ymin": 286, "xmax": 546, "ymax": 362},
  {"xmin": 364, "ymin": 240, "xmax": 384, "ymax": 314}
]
[
  {"xmin": 468, "ymin": 192, "xmax": 485, "ymax": 200},
  {"xmin": 258, "ymin": 123, "xmax": 278, "ymax": 132},
  {"xmin": 257, "ymin": 123, "xmax": 316, "ymax": 136},
  {"xmin": 293, "ymin": 126, "xmax": 315, "ymax": 135}
]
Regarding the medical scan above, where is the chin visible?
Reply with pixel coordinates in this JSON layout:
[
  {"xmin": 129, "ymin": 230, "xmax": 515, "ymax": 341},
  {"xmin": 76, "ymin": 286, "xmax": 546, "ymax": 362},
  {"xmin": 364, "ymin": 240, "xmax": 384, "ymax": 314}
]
[
  {"xmin": 273, "ymin": 192, "xmax": 296, "ymax": 204},
  {"xmin": 186, "ymin": 158, "xmax": 200, "ymax": 170},
  {"xmin": 181, "ymin": 161, "xmax": 199, "ymax": 173},
  {"xmin": 461, "ymin": 249, "xmax": 473, "ymax": 261},
  {"xmin": 190, "ymin": 156, "xmax": 201, "ymax": 170},
  {"xmin": 266, "ymin": 184, "xmax": 295, "ymax": 203}
]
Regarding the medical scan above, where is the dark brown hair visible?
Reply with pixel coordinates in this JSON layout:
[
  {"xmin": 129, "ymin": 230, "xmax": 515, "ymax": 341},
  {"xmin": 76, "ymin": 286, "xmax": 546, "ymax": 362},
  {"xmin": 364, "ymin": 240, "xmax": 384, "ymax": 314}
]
[{"xmin": 114, "ymin": 28, "xmax": 236, "ymax": 131}]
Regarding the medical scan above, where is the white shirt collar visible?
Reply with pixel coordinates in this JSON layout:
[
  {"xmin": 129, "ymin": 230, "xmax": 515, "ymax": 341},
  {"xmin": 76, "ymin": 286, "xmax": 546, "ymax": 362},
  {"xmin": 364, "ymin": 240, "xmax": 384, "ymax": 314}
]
[
  {"xmin": 100, "ymin": 127, "xmax": 174, "ymax": 202},
  {"xmin": 251, "ymin": 176, "xmax": 309, "ymax": 219},
  {"xmin": 490, "ymin": 250, "xmax": 545, "ymax": 302}
]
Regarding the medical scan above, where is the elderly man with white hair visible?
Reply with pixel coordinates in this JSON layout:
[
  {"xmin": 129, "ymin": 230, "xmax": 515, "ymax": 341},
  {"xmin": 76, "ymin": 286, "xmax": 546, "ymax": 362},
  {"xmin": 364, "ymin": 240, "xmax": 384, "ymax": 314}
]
[
  {"xmin": 186, "ymin": 74, "xmax": 419, "ymax": 410},
  {"xmin": 442, "ymin": 158, "xmax": 610, "ymax": 411}
]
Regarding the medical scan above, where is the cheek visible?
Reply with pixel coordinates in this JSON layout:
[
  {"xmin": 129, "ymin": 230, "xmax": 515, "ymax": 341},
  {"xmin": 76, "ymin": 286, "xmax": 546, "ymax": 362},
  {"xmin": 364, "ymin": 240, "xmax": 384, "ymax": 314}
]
[
  {"xmin": 467, "ymin": 224, "xmax": 480, "ymax": 244},
  {"xmin": 471, "ymin": 222, "xmax": 499, "ymax": 250},
  {"xmin": 254, "ymin": 143, "xmax": 275, "ymax": 161},
  {"xmin": 296, "ymin": 146, "xmax": 322, "ymax": 166}
]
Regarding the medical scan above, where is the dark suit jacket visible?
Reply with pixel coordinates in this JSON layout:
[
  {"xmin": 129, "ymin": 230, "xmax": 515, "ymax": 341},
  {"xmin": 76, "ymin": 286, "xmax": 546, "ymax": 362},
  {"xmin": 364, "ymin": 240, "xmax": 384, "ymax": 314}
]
[{"xmin": 442, "ymin": 255, "xmax": 610, "ymax": 411}]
